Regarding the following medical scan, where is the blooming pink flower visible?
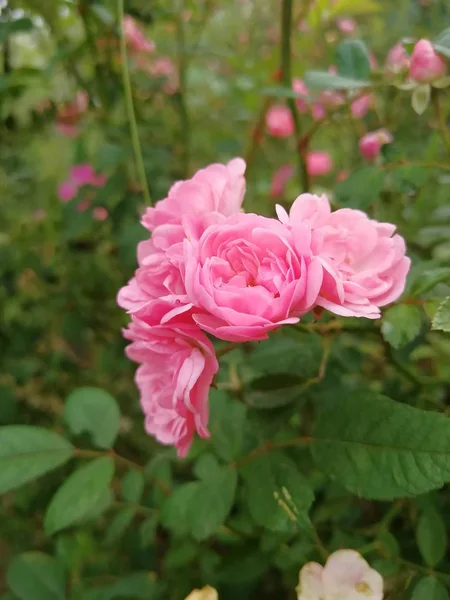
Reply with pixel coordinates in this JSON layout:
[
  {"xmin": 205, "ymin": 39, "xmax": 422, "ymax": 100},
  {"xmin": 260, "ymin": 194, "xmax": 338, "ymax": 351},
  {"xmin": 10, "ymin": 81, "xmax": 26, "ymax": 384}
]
[
  {"xmin": 183, "ymin": 212, "xmax": 323, "ymax": 342},
  {"xmin": 297, "ymin": 550, "xmax": 383, "ymax": 600},
  {"xmin": 311, "ymin": 89, "xmax": 345, "ymax": 121},
  {"xmin": 266, "ymin": 105, "xmax": 294, "ymax": 138},
  {"xmin": 351, "ymin": 94, "xmax": 372, "ymax": 119},
  {"xmin": 293, "ymin": 78, "xmax": 309, "ymax": 113},
  {"xmin": 306, "ymin": 152, "xmax": 333, "ymax": 177},
  {"xmin": 359, "ymin": 129, "xmax": 393, "ymax": 161},
  {"xmin": 312, "ymin": 102, "xmax": 326, "ymax": 120},
  {"xmin": 71, "ymin": 164, "xmax": 106, "ymax": 188},
  {"xmin": 123, "ymin": 15, "xmax": 156, "ymax": 54},
  {"xmin": 120, "ymin": 159, "xmax": 246, "ymax": 318},
  {"xmin": 92, "ymin": 207, "xmax": 109, "ymax": 221},
  {"xmin": 410, "ymin": 39, "xmax": 446, "ymax": 83},
  {"xmin": 270, "ymin": 164, "xmax": 294, "ymax": 197},
  {"xmin": 278, "ymin": 193, "xmax": 410, "ymax": 318},
  {"xmin": 58, "ymin": 181, "xmax": 78, "ymax": 202},
  {"xmin": 124, "ymin": 312, "xmax": 218, "ymax": 457},
  {"xmin": 337, "ymin": 18, "xmax": 357, "ymax": 34},
  {"xmin": 385, "ymin": 43, "xmax": 410, "ymax": 75}
]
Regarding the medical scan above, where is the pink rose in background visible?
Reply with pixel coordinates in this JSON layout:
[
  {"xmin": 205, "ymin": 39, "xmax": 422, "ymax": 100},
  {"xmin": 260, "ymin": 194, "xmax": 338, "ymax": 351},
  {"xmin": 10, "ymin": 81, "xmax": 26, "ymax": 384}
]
[
  {"xmin": 58, "ymin": 181, "xmax": 78, "ymax": 203},
  {"xmin": 58, "ymin": 163, "xmax": 107, "ymax": 203},
  {"xmin": 293, "ymin": 78, "xmax": 309, "ymax": 113},
  {"xmin": 55, "ymin": 123, "xmax": 80, "ymax": 138},
  {"xmin": 312, "ymin": 102, "xmax": 327, "ymax": 120},
  {"xmin": 336, "ymin": 169, "xmax": 350, "ymax": 182},
  {"xmin": 148, "ymin": 56, "xmax": 179, "ymax": 94},
  {"xmin": 359, "ymin": 129, "xmax": 393, "ymax": 161},
  {"xmin": 297, "ymin": 550, "xmax": 383, "ymax": 600},
  {"xmin": 124, "ymin": 312, "xmax": 218, "ymax": 457},
  {"xmin": 410, "ymin": 39, "xmax": 446, "ymax": 82},
  {"xmin": 306, "ymin": 151, "xmax": 333, "ymax": 177},
  {"xmin": 266, "ymin": 105, "xmax": 294, "ymax": 137},
  {"xmin": 351, "ymin": 94, "xmax": 372, "ymax": 118},
  {"xmin": 385, "ymin": 43, "xmax": 410, "ymax": 75},
  {"xmin": 337, "ymin": 18, "xmax": 357, "ymax": 34},
  {"xmin": 312, "ymin": 89, "xmax": 344, "ymax": 121},
  {"xmin": 281, "ymin": 194, "xmax": 410, "ymax": 318},
  {"xmin": 183, "ymin": 212, "xmax": 323, "ymax": 342},
  {"xmin": 270, "ymin": 164, "xmax": 294, "ymax": 197},
  {"xmin": 92, "ymin": 207, "xmax": 109, "ymax": 221},
  {"xmin": 123, "ymin": 15, "xmax": 156, "ymax": 54}
]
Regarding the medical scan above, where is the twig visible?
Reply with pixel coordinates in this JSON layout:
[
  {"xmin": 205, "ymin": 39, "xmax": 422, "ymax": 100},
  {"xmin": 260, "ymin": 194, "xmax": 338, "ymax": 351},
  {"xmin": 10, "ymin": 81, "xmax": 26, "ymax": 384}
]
[
  {"xmin": 73, "ymin": 447, "xmax": 144, "ymax": 472},
  {"xmin": 118, "ymin": 0, "xmax": 152, "ymax": 206},
  {"xmin": 280, "ymin": 0, "xmax": 310, "ymax": 192}
]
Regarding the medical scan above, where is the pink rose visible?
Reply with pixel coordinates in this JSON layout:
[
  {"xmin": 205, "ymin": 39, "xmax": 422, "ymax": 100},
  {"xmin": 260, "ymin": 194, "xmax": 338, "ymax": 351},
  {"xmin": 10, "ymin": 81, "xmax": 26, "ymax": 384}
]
[
  {"xmin": 336, "ymin": 18, "xmax": 357, "ymax": 34},
  {"xmin": 359, "ymin": 129, "xmax": 393, "ymax": 161},
  {"xmin": 297, "ymin": 550, "xmax": 383, "ymax": 600},
  {"xmin": 280, "ymin": 194, "xmax": 411, "ymax": 318},
  {"xmin": 70, "ymin": 164, "xmax": 106, "ymax": 187},
  {"xmin": 306, "ymin": 151, "xmax": 333, "ymax": 177},
  {"xmin": 123, "ymin": 15, "xmax": 156, "ymax": 54},
  {"xmin": 312, "ymin": 102, "xmax": 326, "ymax": 121},
  {"xmin": 385, "ymin": 43, "xmax": 410, "ymax": 75},
  {"xmin": 270, "ymin": 164, "xmax": 294, "ymax": 197},
  {"xmin": 183, "ymin": 212, "xmax": 323, "ymax": 342},
  {"xmin": 124, "ymin": 310, "xmax": 218, "ymax": 457},
  {"xmin": 351, "ymin": 94, "xmax": 372, "ymax": 119},
  {"xmin": 121, "ymin": 159, "xmax": 246, "ymax": 320},
  {"xmin": 410, "ymin": 39, "xmax": 446, "ymax": 83},
  {"xmin": 266, "ymin": 105, "xmax": 294, "ymax": 137},
  {"xmin": 293, "ymin": 78, "xmax": 309, "ymax": 113},
  {"xmin": 142, "ymin": 158, "xmax": 246, "ymax": 238}
]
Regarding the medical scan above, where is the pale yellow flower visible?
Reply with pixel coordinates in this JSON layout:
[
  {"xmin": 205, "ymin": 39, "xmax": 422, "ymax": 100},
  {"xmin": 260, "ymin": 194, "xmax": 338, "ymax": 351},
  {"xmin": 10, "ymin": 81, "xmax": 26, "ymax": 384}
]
[{"xmin": 184, "ymin": 585, "xmax": 219, "ymax": 600}]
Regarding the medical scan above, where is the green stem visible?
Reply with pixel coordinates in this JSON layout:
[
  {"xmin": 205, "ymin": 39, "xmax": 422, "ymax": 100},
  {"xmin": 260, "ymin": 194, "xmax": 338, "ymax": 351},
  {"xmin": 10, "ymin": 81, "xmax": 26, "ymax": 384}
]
[
  {"xmin": 281, "ymin": 0, "xmax": 309, "ymax": 193},
  {"xmin": 433, "ymin": 90, "xmax": 450, "ymax": 153},
  {"xmin": 118, "ymin": 0, "xmax": 152, "ymax": 206},
  {"xmin": 176, "ymin": 1, "xmax": 191, "ymax": 177}
]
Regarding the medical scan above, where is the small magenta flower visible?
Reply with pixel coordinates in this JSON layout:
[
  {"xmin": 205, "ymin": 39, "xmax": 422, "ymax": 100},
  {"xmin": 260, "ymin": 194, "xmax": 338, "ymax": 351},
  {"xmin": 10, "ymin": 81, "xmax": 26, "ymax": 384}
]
[
  {"xmin": 351, "ymin": 94, "xmax": 373, "ymax": 119},
  {"xmin": 410, "ymin": 39, "xmax": 446, "ymax": 83},
  {"xmin": 58, "ymin": 164, "xmax": 107, "ymax": 203},
  {"xmin": 306, "ymin": 151, "xmax": 333, "ymax": 177},
  {"xmin": 266, "ymin": 105, "xmax": 294, "ymax": 138},
  {"xmin": 58, "ymin": 181, "xmax": 78, "ymax": 203},
  {"xmin": 359, "ymin": 129, "xmax": 393, "ymax": 161}
]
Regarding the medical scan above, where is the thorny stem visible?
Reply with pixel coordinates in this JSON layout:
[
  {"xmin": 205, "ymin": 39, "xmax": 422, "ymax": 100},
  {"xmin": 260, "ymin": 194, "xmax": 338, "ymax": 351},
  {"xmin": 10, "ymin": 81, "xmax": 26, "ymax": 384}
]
[
  {"xmin": 280, "ymin": 0, "xmax": 310, "ymax": 192},
  {"xmin": 118, "ymin": 0, "xmax": 152, "ymax": 206}
]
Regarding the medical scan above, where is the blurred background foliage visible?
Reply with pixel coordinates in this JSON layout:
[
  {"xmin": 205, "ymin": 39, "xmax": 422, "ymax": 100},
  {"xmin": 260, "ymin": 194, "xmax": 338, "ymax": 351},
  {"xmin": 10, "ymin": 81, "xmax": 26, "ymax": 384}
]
[{"xmin": 1, "ymin": 0, "xmax": 450, "ymax": 599}]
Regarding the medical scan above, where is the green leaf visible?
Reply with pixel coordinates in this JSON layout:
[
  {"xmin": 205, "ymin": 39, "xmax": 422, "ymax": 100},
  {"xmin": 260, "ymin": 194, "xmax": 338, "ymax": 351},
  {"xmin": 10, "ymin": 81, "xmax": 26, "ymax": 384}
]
[
  {"xmin": 189, "ymin": 464, "xmax": 237, "ymax": 541},
  {"xmin": 0, "ymin": 18, "xmax": 34, "ymax": 44},
  {"xmin": 7, "ymin": 552, "xmax": 66, "ymax": 600},
  {"xmin": 432, "ymin": 297, "xmax": 450, "ymax": 332},
  {"xmin": 64, "ymin": 387, "xmax": 121, "ymax": 449},
  {"xmin": 83, "ymin": 573, "xmax": 158, "ymax": 600},
  {"xmin": 161, "ymin": 482, "xmax": 201, "ymax": 536},
  {"xmin": 412, "ymin": 577, "xmax": 449, "ymax": 600},
  {"xmin": 433, "ymin": 28, "xmax": 450, "ymax": 59},
  {"xmin": 335, "ymin": 167, "xmax": 384, "ymax": 209},
  {"xmin": 241, "ymin": 453, "xmax": 314, "ymax": 532},
  {"xmin": 0, "ymin": 426, "xmax": 73, "ymax": 494},
  {"xmin": 336, "ymin": 39, "xmax": 371, "ymax": 80},
  {"xmin": 247, "ymin": 333, "xmax": 322, "ymax": 379},
  {"xmin": 304, "ymin": 70, "xmax": 370, "ymax": 90},
  {"xmin": 104, "ymin": 507, "xmax": 136, "ymax": 545},
  {"xmin": 45, "ymin": 457, "xmax": 115, "ymax": 535},
  {"xmin": 412, "ymin": 84, "xmax": 431, "ymax": 115},
  {"xmin": 381, "ymin": 305, "xmax": 422, "ymax": 349},
  {"xmin": 416, "ymin": 506, "xmax": 447, "ymax": 567},
  {"xmin": 209, "ymin": 390, "xmax": 246, "ymax": 461},
  {"xmin": 246, "ymin": 375, "xmax": 305, "ymax": 410},
  {"xmin": 311, "ymin": 392, "xmax": 450, "ymax": 499},
  {"xmin": 121, "ymin": 469, "xmax": 145, "ymax": 504}
]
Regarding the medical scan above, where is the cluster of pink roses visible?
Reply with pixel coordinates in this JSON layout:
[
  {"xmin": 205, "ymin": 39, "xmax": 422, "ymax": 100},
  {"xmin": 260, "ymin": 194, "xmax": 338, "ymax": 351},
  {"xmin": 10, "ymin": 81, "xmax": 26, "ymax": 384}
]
[
  {"xmin": 118, "ymin": 158, "xmax": 410, "ymax": 456},
  {"xmin": 58, "ymin": 164, "xmax": 109, "ymax": 221}
]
